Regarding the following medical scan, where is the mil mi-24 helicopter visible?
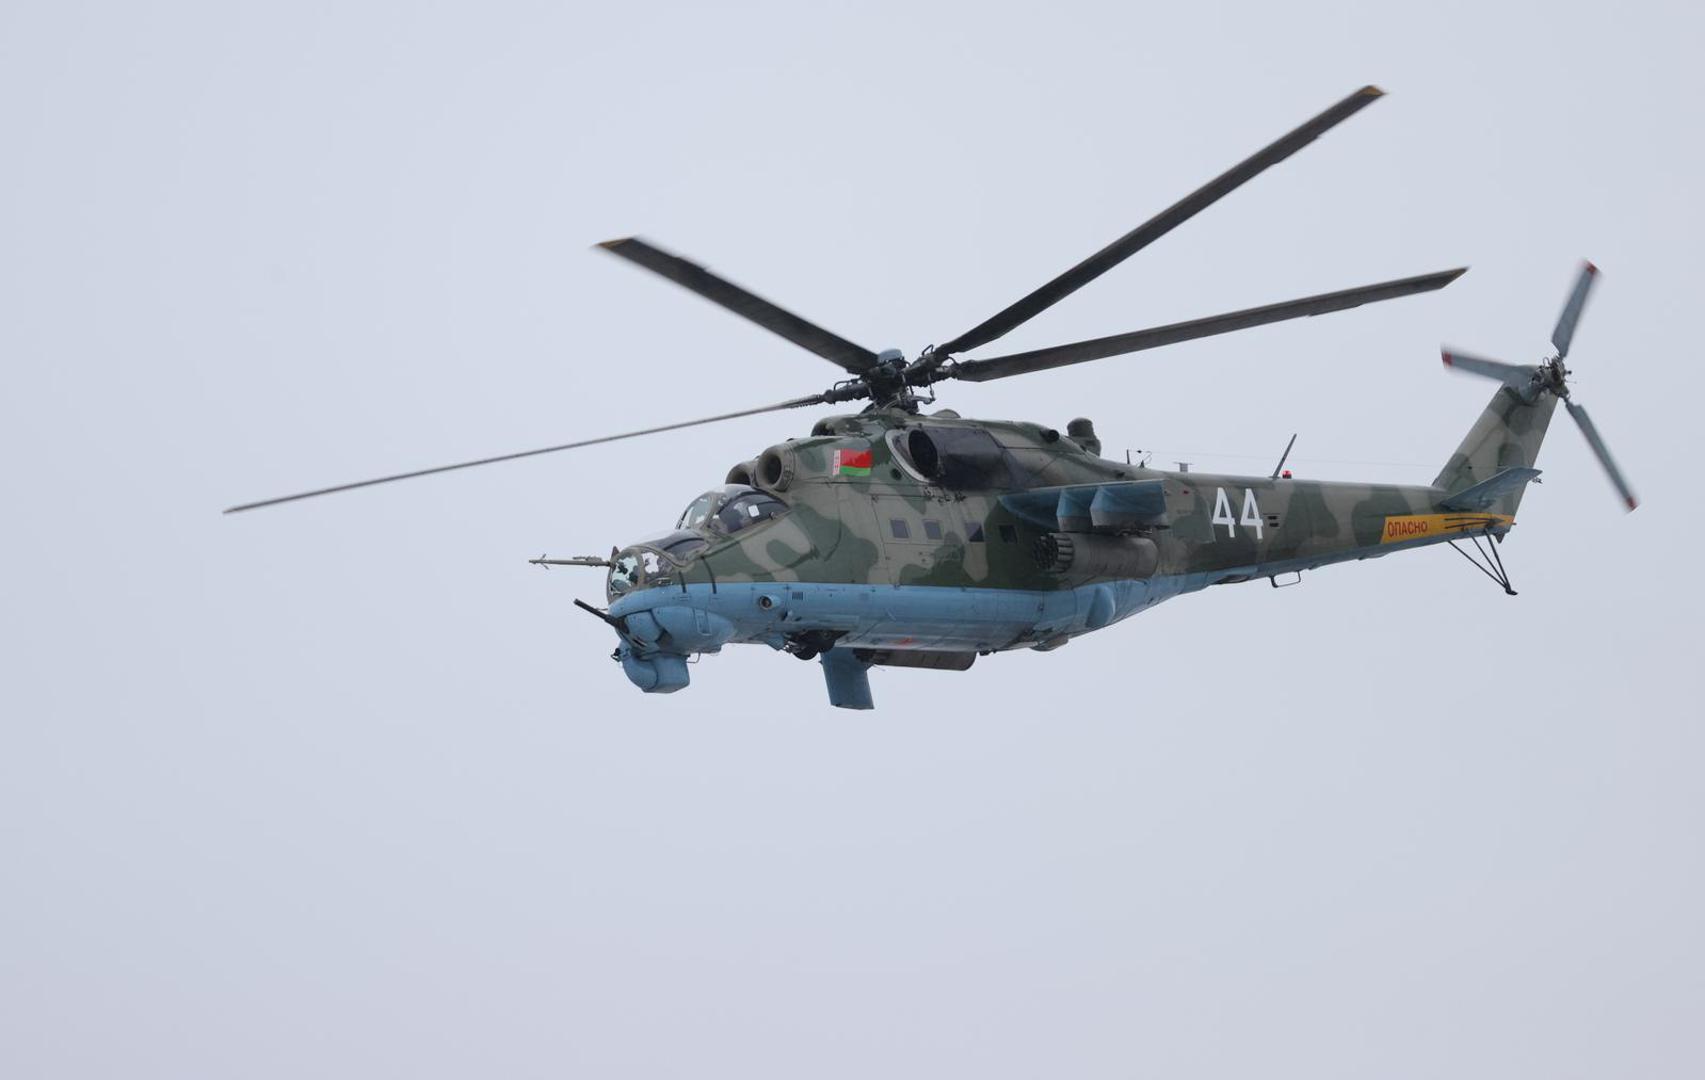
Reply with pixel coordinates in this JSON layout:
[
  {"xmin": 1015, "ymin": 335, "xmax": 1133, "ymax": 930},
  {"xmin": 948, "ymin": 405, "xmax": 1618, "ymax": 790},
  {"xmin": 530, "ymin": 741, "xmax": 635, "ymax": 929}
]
[{"xmin": 228, "ymin": 85, "xmax": 1637, "ymax": 709}]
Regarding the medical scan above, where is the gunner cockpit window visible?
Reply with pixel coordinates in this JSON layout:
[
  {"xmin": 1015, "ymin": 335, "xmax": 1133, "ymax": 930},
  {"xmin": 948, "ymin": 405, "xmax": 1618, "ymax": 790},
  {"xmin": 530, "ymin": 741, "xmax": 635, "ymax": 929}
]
[{"xmin": 607, "ymin": 552, "xmax": 641, "ymax": 595}]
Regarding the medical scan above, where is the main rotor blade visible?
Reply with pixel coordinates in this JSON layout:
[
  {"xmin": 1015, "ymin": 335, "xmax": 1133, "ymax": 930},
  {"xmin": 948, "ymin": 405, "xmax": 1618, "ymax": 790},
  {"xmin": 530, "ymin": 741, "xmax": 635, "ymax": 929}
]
[
  {"xmin": 224, "ymin": 394, "xmax": 827, "ymax": 513},
  {"xmin": 1564, "ymin": 399, "xmax": 1638, "ymax": 511},
  {"xmin": 1551, "ymin": 260, "xmax": 1598, "ymax": 358},
  {"xmin": 934, "ymin": 85, "xmax": 1386, "ymax": 358},
  {"xmin": 947, "ymin": 267, "xmax": 1464, "ymax": 382},
  {"xmin": 1441, "ymin": 348, "xmax": 1538, "ymax": 388},
  {"xmin": 599, "ymin": 238, "xmax": 879, "ymax": 375}
]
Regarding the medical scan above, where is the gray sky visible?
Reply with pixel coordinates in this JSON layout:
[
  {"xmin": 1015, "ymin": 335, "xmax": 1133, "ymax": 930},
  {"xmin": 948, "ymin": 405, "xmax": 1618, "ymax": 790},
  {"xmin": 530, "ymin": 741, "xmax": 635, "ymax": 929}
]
[{"xmin": 3, "ymin": 1, "xmax": 1702, "ymax": 1077}]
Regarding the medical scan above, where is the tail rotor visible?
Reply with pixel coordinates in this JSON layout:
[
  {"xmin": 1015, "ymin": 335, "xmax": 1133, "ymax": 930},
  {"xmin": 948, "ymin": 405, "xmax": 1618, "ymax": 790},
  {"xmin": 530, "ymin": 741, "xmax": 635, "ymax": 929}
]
[
  {"xmin": 1442, "ymin": 261, "xmax": 1637, "ymax": 512},
  {"xmin": 1564, "ymin": 399, "xmax": 1638, "ymax": 511},
  {"xmin": 1551, "ymin": 261, "xmax": 1598, "ymax": 359}
]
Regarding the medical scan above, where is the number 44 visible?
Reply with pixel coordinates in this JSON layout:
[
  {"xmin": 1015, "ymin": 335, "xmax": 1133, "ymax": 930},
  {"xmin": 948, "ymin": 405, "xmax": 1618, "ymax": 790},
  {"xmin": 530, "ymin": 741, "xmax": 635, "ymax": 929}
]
[{"xmin": 1211, "ymin": 487, "xmax": 1264, "ymax": 540}]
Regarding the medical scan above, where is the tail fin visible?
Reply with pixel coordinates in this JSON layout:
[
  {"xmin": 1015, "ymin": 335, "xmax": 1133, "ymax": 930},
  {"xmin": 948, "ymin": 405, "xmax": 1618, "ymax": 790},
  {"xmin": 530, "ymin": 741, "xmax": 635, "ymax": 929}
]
[
  {"xmin": 1434, "ymin": 261, "xmax": 1636, "ymax": 517},
  {"xmin": 1433, "ymin": 382, "xmax": 1558, "ymax": 515}
]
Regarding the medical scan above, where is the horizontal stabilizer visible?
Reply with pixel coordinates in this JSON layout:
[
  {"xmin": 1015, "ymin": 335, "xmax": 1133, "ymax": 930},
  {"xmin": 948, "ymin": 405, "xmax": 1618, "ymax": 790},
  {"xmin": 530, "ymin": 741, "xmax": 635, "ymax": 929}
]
[
  {"xmin": 1439, "ymin": 467, "xmax": 1541, "ymax": 511},
  {"xmin": 1000, "ymin": 480, "xmax": 1168, "ymax": 531}
]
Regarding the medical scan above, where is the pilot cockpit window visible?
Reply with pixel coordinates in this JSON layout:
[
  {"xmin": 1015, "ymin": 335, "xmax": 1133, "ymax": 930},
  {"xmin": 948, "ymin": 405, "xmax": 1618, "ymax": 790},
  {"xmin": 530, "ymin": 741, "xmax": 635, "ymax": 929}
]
[
  {"xmin": 677, "ymin": 485, "xmax": 787, "ymax": 535},
  {"xmin": 714, "ymin": 492, "xmax": 787, "ymax": 535},
  {"xmin": 677, "ymin": 493, "xmax": 719, "ymax": 530}
]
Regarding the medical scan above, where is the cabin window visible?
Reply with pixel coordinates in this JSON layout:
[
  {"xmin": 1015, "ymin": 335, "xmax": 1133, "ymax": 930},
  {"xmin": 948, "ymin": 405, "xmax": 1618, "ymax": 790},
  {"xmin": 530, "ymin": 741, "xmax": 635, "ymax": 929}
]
[
  {"xmin": 923, "ymin": 520, "xmax": 943, "ymax": 540},
  {"xmin": 998, "ymin": 524, "xmax": 1017, "ymax": 543},
  {"xmin": 890, "ymin": 519, "xmax": 910, "ymax": 539}
]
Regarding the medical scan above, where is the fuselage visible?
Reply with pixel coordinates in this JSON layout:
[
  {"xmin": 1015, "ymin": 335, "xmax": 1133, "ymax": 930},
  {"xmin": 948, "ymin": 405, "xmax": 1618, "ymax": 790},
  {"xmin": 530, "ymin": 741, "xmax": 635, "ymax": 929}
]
[{"xmin": 597, "ymin": 408, "xmax": 1512, "ymax": 698}]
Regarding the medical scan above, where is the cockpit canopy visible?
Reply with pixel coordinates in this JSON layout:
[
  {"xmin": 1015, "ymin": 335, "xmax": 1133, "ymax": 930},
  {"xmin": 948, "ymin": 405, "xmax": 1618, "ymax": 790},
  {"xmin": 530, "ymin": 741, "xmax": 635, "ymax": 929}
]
[
  {"xmin": 608, "ymin": 486, "xmax": 789, "ymax": 599},
  {"xmin": 607, "ymin": 534, "xmax": 704, "ymax": 596},
  {"xmin": 675, "ymin": 484, "xmax": 787, "ymax": 536}
]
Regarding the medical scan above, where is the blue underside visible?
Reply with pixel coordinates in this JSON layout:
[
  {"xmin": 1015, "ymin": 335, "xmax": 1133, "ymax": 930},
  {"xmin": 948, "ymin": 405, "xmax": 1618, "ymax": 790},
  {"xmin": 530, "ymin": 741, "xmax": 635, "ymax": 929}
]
[
  {"xmin": 611, "ymin": 575, "xmax": 1179, "ymax": 655},
  {"xmin": 601, "ymin": 532, "xmax": 1465, "ymax": 703},
  {"xmin": 609, "ymin": 537, "xmax": 1443, "ymax": 650}
]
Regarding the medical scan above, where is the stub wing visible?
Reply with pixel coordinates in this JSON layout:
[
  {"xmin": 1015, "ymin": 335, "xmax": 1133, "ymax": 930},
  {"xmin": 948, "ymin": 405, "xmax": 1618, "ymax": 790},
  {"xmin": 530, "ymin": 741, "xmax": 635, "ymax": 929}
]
[
  {"xmin": 1438, "ymin": 467, "xmax": 1542, "ymax": 512},
  {"xmin": 999, "ymin": 480, "xmax": 1169, "ymax": 532}
]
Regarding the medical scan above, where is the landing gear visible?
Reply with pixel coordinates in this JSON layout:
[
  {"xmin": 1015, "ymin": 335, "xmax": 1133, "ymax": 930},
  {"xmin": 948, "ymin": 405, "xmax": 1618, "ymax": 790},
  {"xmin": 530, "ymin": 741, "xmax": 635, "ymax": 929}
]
[
  {"xmin": 1448, "ymin": 528, "xmax": 1517, "ymax": 596},
  {"xmin": 819, "ymin": 648, "xmax": 874, "ymax": 710}
]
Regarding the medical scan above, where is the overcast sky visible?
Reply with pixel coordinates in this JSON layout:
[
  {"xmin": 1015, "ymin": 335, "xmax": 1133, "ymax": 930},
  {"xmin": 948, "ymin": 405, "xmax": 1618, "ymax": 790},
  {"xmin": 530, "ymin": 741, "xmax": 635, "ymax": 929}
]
[{"xmin": 4, "ymin": 1, "xmax": 1702, "ymax": 1077}]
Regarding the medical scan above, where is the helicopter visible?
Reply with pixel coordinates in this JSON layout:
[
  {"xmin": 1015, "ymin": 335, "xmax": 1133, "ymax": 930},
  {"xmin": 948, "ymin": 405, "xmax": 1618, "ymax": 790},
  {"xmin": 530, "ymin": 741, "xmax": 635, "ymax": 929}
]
[{"xmin": 227, "ymin": 85, "xmax": 1637, "ymax": 709}]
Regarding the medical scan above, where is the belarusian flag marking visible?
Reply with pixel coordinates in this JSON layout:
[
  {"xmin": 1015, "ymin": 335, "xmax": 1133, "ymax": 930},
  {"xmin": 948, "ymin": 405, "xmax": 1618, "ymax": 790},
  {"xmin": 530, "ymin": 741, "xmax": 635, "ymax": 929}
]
[{"xmin": 833, "ymin": 448, "xmax": 873, "ymax": 477}]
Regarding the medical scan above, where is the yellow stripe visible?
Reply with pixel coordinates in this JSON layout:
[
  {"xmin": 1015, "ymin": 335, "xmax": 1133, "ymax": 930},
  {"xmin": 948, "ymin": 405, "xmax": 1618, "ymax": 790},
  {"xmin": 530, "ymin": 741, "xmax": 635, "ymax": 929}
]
[{"xmin": 1379, "ymin": 512, "xmax": 1513, "ymax": 545}]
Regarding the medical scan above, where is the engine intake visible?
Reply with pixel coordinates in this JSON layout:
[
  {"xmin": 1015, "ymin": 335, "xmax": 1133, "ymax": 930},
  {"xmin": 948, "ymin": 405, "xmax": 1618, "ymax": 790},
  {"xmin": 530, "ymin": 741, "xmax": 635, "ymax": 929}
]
[{"xmin": 757, "ymin": 446, "xmax": 797, "ymax": 492}]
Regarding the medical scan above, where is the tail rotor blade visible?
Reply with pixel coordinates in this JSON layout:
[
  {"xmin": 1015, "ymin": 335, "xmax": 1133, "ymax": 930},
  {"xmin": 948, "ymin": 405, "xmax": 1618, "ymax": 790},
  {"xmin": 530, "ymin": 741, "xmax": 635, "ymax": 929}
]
[
  {"xmin": 1565, "ymin": 399, "xmax": 1638, "ymax": 511},
  {"xmin": 1440, "ymin": 349, "xmax": 1537, "ymax": 388},
  {"xmin": 1551, "ymin": 260, "xmax": 1599, "ymax": 358}
]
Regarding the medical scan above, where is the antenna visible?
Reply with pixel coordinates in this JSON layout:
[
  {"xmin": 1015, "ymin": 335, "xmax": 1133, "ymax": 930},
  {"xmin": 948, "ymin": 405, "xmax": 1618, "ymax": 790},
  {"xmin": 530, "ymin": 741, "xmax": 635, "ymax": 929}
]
[{"xmin": 1270, "ymin": 433, "xmax": 1298, "ymax": 479}]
